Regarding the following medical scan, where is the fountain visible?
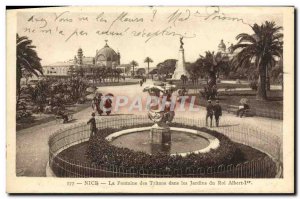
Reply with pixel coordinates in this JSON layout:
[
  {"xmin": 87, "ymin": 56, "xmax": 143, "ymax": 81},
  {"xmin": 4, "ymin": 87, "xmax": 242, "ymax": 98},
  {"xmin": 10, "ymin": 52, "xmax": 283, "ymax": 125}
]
[
  {"xmin": 143, "ymin": 82, "xmax": 176, "ymax": 146},
  {"xmin": 107, "ymin": 81, "xmax": 219, "ymax": 155},
  {"xmin": 47, "ymin": 74, "xmax": 279, "ymax": 178}
]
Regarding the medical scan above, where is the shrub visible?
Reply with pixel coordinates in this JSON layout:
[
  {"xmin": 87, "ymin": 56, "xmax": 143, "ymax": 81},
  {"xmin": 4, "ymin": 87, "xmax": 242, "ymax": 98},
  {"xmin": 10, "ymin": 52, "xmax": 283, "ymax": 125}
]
[
  {"xmin": 16, "ymin": 109, "xmax": 33, "ymax": 122},
  {"xmin": 200, "ymin": 85, "xmax": 218, "ymax": 100}
]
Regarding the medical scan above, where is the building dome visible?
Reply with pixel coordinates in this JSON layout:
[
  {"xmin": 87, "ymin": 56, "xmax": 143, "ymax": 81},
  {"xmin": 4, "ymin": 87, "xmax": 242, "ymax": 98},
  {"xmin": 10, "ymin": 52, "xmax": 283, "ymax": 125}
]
[
  {"xmin": 95, "ymin": 42, "xmax": 118, "ymax": 62},
  {"xmin": 218, "ymin": 39, "xmax": 226, "ymax": 52}
]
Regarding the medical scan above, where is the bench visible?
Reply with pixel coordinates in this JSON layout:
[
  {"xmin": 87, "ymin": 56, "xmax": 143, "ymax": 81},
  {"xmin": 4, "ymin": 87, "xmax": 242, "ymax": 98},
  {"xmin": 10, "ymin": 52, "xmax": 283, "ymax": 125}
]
[
  {"xmin": 55, "ymin": 113, "xmax": 74, "ymax": 124},
  {"xmin": 224, "ymin": 87, "xmax": 236, "ymax": 92},
  {"xmin": 226, "ymin": 105, "xmax": 254, "ymax": 117},
  {"xmin": 178, "ymin": 89, "xmax": 189, "ymax": 96},
  {"xmin": 223, "ymin": 87, "xmax": 236, "ymax": 96}
]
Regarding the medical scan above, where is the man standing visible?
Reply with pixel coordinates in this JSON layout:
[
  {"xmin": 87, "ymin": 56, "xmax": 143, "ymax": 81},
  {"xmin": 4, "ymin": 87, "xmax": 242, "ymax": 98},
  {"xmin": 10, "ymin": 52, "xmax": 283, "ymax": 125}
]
[
  {"xmin": 206, "ymin": 100, "xmax": 214, "ymax": 127},
  {"xmin": 214, "ymin": 100, "xmax": 222, "ymax": 127},
  {"xmin": 87, "ymin": 112, "xmax": 97, "ymax": 137}
]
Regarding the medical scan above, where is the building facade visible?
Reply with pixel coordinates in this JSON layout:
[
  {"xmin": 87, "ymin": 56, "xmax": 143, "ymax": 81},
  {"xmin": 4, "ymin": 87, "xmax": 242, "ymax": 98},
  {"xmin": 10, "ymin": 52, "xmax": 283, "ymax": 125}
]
[{"xmin": 43, "ymin": 41, "xmax": 121, "ymax": 77}]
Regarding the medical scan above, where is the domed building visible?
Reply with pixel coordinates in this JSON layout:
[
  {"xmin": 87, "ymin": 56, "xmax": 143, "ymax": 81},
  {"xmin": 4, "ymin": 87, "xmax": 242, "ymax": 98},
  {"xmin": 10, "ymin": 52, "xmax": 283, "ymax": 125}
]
[
  {"xmin": 43, "ymin": 40, "xmax": 123, "ymax": 77},
  {"xmin": 218, "ymin": 39, "xmax": 226, "ymax": 53},
  {"xmin": 217, "ymin": 39, "xmax": 237, "ymax": 59},
  {"xmin": 74, "ymin": 40, "xmax": 120, "ymax": 69},
  {"xmin": 95, "ymin": 40, "xmax": 120, "ymax": 68}
]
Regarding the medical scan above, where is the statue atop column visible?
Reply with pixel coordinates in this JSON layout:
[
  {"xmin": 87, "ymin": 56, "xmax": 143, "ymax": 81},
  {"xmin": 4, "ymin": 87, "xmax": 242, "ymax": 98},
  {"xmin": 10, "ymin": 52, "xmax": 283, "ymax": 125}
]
[
  {"xmin": 180, "ymin": 37, "xmax": 184, "ymax": 49},
  {"xmin": 172, "ymin": 37, "xmax": 189, "ymax": 80}
]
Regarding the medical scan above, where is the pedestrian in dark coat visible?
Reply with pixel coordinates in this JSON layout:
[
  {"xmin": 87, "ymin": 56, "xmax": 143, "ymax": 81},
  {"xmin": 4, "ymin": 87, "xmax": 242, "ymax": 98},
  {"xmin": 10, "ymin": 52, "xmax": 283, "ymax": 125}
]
[
  {"xmin": 206, "ymin": 100, "xmax": 214, "ymax": 127},
  {"xmin": 87, "ymin": 112, "xmax": 97, "ymax": 137},
  {"xmin": 213, "ymin": 100, "xmax": 222, "ymax": 127}
]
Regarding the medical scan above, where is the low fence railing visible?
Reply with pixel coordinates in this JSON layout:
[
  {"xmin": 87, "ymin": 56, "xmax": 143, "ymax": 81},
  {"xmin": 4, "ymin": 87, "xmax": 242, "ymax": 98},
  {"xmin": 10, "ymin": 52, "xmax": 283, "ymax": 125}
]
[{"xmin": 48, "ymin": 115, "xmax": 282, "ymax": 178}]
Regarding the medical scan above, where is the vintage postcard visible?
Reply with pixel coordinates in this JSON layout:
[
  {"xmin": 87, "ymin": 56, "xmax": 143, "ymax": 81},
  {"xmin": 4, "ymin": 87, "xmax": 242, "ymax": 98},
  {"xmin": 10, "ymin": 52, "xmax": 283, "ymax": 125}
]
[{"xmin": 6, "ymin": 6, "xmax": 294, "ymax": 193}]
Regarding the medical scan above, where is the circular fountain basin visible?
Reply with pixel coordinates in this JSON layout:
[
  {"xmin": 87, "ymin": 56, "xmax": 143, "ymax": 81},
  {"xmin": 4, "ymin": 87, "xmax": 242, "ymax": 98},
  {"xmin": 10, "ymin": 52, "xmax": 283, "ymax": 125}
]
[{"xmin": 106, "ymin": 127, "xmax": 220, "ymax": 156}]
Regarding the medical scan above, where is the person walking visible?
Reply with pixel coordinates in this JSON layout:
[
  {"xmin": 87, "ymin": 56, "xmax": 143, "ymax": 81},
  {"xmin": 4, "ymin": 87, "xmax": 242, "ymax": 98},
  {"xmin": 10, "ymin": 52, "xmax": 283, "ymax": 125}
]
[
  {"xmin": 213, "ymin": 100, "xmax": 222, "ymax": 127},
  {"xmin": 87, "ymin": 112, "xmax": 97, "ymax": 137},
  {"xmin": 206, "ymin": 100, "xmax": 214, "ymax": 127}
]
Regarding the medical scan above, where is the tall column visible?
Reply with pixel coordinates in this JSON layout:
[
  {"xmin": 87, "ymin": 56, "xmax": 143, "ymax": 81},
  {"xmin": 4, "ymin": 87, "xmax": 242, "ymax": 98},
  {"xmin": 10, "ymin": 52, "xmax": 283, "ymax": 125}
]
[{"xmin": 172, "ymin": 47, "xmax": 188, "ymax": 80}]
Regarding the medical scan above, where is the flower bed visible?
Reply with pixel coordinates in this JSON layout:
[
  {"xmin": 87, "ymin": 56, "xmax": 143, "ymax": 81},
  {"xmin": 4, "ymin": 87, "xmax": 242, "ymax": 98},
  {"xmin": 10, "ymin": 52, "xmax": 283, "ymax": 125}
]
[
  {"xmin": 50, "ymin": 119, "xmax": 278, "ymax": 178},
  {"xmin": 86, "ymin": 123, "xmax": 239, "ymax": 171}
]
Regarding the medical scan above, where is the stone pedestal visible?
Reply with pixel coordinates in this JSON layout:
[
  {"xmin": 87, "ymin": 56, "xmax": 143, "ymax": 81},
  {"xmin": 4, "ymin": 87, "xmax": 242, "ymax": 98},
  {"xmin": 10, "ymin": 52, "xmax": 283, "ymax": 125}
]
[
  {"xmin": 149, "ymin": 123, "xmax": 171, "ymax": 145},
  {"xmin": 172, "ymin": 47, "xmax": 189, "ymax": 80},
  {"xmin": 150, "ymin": 124, "xmax": 171, "ymax": 154}
]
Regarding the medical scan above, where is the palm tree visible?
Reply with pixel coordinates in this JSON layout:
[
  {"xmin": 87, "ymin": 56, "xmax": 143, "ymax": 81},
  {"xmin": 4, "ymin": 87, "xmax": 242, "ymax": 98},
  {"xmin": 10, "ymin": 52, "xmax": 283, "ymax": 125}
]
[
  {"xmin": 198, "ymin": 51, "xmax": 229, "ymax": 88},
  {"xmin": 115, "ymin": 68, "xmax": 123, "ymax": 82},
  {"xmin": 130, "ymin": 60, "xmax": 138, "ymax": 77},
  {"xmin": 231, "ymin": 21, "xmax": 283, "ymax": 100},
  {"xmin": 17, "ymin": 34, "xmax": 43, "ymax": 98},
  {"xmin": 144, "ymin": 57, "xmax": 153, "ymax": 78}
]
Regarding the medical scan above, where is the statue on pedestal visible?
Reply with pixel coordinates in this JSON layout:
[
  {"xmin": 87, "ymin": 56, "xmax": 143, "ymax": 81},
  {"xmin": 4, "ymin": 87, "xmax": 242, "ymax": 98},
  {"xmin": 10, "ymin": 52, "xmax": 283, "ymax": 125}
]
[
  {"xmin": 172, "ymin": 37, "xmax": 189, "ymax": 80},
  {"xmin": 143, "ymin": 82, "xmax": 177, "ymax": 145},
  {"xmin": 180, "ymin": 36, "xmax": 184, "ymax": 49}
]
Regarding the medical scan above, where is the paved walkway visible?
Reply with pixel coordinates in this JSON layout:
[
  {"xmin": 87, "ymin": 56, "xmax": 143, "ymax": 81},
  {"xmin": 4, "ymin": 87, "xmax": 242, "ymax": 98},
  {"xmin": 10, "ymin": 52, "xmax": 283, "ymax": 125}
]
[{"xmin": 16, "ymin": 81, "xmax": 283, "ymax": 177}]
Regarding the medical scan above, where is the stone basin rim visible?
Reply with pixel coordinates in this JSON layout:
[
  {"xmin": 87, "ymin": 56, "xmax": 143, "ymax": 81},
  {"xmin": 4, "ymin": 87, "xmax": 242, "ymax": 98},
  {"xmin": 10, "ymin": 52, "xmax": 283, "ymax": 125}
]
[{"xmin": 105, "ymin": 126, "xmax": 220, "ymax": 157}]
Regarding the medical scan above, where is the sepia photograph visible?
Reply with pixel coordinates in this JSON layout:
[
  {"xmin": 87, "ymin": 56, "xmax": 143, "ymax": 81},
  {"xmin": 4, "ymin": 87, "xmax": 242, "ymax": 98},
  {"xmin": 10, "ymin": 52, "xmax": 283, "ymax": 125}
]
[{"xmin": 6, "ymin": 6, "xmax": 294, "ymax": 194}]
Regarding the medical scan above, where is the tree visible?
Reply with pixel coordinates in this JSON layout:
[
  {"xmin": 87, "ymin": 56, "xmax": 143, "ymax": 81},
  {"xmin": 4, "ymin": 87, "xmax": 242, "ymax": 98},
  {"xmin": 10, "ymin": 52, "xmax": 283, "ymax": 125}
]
[
  {"xmin": 136, "ymin": 68, "xmax": 146, "ymax": 76},
  {"xmin": 196, "ymin": 51, "xmax": 229, "ymax": 88},
  {"xmin": 67, "ymin": 66, "xmax": 76, "ymax": 78},
  {"xmin": 186, "ymin": 59, "xmax": 205, "ymax": 80},
  {"xmin": 115, "ymin": 68, "xmax": 123, "ymax": 82},
  {"xmin": 31, "ymin": 80, "xmax": 50, "ymax": 112},
  {"xmin": 98, "ymin": 66, "xmax": 107, "ymax": 82},
  {"xmin": 76, "ymin": 66, "xmax": 85, "ymax": 78},
  {"xmin": 271, "ymin": 64, "xmax": 283, "ymax": 90},
  {"xmin": 17, "ymin": 34, "xmax": 43, "ymax": 98},
  {"xmin": 157, "ymin": 59, "xmax": 177, "ymax": 77},
  {"xmin": 130, "ymin": 60, "xmax": 138, "ymax": 77},
  {"xmin": 106, "ymin": 67, "xmax": 113, "ymax": 82},
  {"xmin": 231, "ymin": 21, "xmax": 283, "ymax": 100},
  {"xmin": 22, "ymin": 69, "xmax": 33, "ymax": 85},
  {"xmin": 149, "ymin": 68, "xmax": 158, "ymax": 79},
  {"xmin": 144, "ymin": 57, "xmax": 153, "ymax": 78}
]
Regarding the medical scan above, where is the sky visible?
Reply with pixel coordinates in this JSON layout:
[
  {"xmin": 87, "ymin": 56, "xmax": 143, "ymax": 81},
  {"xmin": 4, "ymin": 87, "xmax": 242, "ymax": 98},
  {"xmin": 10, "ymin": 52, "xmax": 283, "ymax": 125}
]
[{"xmin": 16, "ymin": 6, "xmax": 283, "ymax": 69}]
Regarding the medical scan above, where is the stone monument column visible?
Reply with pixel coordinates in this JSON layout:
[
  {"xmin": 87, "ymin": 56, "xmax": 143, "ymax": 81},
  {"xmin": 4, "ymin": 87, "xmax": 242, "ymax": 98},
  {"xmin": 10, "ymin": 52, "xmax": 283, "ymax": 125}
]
[{"xmin": 172, "ymin": 37, "xmax": 189, "ymax": 80}]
